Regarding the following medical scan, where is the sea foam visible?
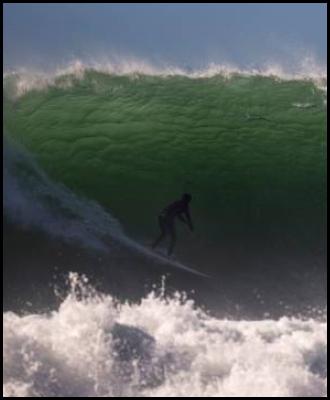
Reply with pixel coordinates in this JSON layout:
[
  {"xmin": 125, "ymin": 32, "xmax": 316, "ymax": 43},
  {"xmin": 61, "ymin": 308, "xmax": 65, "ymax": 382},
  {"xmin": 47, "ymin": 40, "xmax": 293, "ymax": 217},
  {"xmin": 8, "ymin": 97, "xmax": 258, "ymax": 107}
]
[{"xmin": 3, "ymin": 273, "xmax": 327, "ymax": 397}]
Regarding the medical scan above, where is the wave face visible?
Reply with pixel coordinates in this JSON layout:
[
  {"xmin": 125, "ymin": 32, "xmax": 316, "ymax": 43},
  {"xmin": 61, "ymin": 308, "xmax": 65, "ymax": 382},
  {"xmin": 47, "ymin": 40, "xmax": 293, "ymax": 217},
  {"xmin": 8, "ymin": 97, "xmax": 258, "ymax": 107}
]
[
  {"xmin": 4, "ymin": 69, "xmax": 327, "ymax": 245},
  {"xmin": 3, "ymin": 274, "xmax": 327, "ymax": 397},
  {"xmin": 3, "ymin": 66, "xmax": 327, "ymax": 316}
]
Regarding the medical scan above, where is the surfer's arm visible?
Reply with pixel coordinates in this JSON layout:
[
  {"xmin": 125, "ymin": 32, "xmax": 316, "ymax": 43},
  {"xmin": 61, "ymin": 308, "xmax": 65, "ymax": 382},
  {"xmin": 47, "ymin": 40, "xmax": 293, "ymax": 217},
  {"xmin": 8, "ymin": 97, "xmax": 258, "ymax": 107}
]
[
  {"xmin": 183, "ymin": 210, "xmax": 194, "ymax": 231},
  {"xmin": 178, "ymin": 213, "xmax": 188, "ymax": 224}
]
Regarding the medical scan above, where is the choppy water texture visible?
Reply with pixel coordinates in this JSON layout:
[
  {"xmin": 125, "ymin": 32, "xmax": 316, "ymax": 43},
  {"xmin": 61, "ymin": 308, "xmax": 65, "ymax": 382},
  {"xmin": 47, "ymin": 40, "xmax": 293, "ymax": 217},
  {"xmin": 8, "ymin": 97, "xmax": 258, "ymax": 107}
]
[{"xmin": 4, "ymin": 69, "xmax": 326, "ymax": 241}]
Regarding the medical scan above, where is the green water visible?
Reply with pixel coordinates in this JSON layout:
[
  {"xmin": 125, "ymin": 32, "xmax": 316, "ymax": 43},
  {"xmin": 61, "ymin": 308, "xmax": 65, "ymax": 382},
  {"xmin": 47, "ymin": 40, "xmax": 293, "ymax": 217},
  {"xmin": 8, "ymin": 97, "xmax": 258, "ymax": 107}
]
[{"xmin": 4, "ymin": 71, "xmax": 327, "ymax": 247}]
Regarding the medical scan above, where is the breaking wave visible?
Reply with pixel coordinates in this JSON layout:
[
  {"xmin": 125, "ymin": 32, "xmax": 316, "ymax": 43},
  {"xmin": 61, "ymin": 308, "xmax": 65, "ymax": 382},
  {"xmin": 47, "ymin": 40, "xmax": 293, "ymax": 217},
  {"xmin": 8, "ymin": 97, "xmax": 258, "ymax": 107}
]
[
  {"xmin": 3, "ymin": 59, "xmax": 327, "ymax": 396},
  {"xmin": 3, "ymin": 273, "xmax": 327, "ymax": 397}
]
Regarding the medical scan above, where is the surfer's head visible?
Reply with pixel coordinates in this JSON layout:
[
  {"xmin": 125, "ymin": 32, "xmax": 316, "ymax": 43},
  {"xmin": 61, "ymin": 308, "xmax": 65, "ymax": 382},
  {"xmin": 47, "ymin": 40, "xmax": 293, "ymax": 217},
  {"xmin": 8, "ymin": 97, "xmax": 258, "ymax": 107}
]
[{"xmin": 182, "ymin": 193, "xmax": 192, "ymax": 203}]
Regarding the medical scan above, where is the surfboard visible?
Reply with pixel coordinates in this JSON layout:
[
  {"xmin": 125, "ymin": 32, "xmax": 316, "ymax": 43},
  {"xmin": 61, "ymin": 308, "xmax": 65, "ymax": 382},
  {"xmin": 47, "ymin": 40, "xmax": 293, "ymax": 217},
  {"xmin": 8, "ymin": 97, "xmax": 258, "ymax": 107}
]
[
  {"xmin": 130, "ymin": 240, "xmax": 209, "ymax": 278},
  {"xmin": 150, "ymin": 249, "xmax": 210, "ymax": 278},
  {"xmin": 115, "ymin": 233, "xmax": 210, "ymax": 278}
]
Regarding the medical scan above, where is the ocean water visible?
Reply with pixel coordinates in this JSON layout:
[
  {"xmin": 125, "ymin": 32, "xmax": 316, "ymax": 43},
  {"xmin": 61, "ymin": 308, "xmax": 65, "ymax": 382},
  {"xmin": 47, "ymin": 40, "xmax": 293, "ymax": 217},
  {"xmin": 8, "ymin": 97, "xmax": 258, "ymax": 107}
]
[
  {"xmin": 3, "ymin": 273, "xmax": 327, "ymax": 397},
  {"xmin": 3, "ymin": 62, "xmax": 327, "ymax": 397}
]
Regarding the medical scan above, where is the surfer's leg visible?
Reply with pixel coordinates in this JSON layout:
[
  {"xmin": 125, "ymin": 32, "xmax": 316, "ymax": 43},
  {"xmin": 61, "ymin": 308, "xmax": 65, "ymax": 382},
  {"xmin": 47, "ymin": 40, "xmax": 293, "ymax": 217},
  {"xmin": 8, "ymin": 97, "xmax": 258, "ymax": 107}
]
[
  {"xmin": 167, "ymin": 223, "xmax": 176, "ymax": 256},
  {"xmin": 152, "ymin": 216, "xmax": 166, "ymax": 249},
  {"xmin": 152, "ymin": 232, "xmax": 165, "ymax": 249}
]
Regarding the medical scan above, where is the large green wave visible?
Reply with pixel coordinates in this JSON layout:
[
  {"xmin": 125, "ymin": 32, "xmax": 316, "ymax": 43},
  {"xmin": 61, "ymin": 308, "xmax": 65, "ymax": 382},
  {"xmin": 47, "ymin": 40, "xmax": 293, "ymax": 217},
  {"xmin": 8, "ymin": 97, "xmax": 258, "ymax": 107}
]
[{"xmin": 3, "ymin": 70, "xmax": 327, "ymax": 250}]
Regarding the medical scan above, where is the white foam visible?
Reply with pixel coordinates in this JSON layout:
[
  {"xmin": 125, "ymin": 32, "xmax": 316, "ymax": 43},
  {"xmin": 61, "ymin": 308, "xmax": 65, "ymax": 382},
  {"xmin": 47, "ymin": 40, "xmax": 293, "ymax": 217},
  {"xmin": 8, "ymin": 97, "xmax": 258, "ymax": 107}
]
[
  {"xmin": 4, "ymin": 55, "xmax": 327, "ymax": 98},
  {"xmin": 3, "ymin": 273, "xmax": 327, "ymax": 397}
]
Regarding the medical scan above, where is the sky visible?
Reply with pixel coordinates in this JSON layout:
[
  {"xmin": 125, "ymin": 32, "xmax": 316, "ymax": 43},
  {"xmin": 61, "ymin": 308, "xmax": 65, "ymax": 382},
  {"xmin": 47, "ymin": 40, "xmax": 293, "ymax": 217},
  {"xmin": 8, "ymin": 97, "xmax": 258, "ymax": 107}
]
[{"xmin": 3, "ymin": 3, "xmax": 327, "ymax": 70}]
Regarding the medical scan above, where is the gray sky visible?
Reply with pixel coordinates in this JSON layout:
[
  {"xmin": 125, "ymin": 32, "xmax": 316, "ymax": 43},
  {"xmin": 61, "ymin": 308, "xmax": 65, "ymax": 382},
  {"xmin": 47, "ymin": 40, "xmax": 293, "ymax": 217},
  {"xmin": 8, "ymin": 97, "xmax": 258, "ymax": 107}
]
[{"xmin": 3, "ymin": 3, "xmax": 327, "ymax": 70}]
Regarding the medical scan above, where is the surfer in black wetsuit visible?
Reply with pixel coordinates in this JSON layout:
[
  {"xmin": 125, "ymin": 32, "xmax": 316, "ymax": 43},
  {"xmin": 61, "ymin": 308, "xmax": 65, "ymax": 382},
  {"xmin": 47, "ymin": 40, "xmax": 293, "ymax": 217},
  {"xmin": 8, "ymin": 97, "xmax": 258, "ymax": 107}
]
[{"xmin": 152, "ymin": 193, "xmax": 194, "ymax": 256}]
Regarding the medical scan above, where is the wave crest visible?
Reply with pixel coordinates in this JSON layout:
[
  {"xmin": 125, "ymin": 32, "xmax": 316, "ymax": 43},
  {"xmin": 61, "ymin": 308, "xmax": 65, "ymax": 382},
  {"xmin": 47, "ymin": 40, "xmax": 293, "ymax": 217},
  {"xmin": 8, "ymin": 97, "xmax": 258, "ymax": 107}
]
[{"xmin": 4, "ymin": 56, "xmax": 327, "ymax": 98}]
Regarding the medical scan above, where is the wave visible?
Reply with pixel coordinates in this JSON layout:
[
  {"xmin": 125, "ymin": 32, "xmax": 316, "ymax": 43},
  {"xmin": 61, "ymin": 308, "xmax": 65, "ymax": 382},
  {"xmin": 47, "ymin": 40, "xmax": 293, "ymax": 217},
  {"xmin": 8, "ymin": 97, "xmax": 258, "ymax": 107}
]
[
  {"xmin": 3, "ymin": 60, "xmax": 327, "ymax": 317},
  {"xmin": 3, "ymin": 56, "xmax": 327, "ymax": 98},
  {"xmin": 3, "ymin": 57, "xmax": 327, "ymax": 397},
  {"xmin": 3, "ymin": 273, "xmax": 327, "ymax": 397},
  {"xmin": 4, "ymin": 65, "xmax": 326, "ymax": 245}
]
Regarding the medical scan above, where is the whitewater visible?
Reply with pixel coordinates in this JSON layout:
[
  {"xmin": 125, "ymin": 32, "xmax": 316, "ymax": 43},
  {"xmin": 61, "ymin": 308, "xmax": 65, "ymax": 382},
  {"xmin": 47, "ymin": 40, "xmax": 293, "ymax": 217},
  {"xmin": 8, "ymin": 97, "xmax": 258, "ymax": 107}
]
[
  {"xmin": 3, "ymin": 274, "xmax": 327, "ymax": 397},
  {"xmin": 3, "ymin": 59, "xmax": 327, "ymax": 397}
]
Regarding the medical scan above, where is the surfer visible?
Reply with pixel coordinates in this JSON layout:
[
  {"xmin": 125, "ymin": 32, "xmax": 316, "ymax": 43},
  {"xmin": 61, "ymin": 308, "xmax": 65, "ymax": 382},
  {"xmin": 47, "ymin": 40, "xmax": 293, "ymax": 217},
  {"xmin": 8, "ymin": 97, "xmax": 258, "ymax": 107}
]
[{"xmin": 152, "ymin": 193, "xmax": 194, "ymax": 256}]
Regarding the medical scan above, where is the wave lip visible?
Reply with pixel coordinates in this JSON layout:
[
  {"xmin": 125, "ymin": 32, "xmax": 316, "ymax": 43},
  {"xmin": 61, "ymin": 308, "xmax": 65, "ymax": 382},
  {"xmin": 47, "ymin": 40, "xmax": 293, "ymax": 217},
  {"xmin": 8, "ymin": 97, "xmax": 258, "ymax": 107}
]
[
  {"xmin": 3, "ymin": 274, "xmax": 327, "ymax": 397},
  {"xmin": 3, "ymin": 56, "xmax": 327, "ymax": 98}
]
